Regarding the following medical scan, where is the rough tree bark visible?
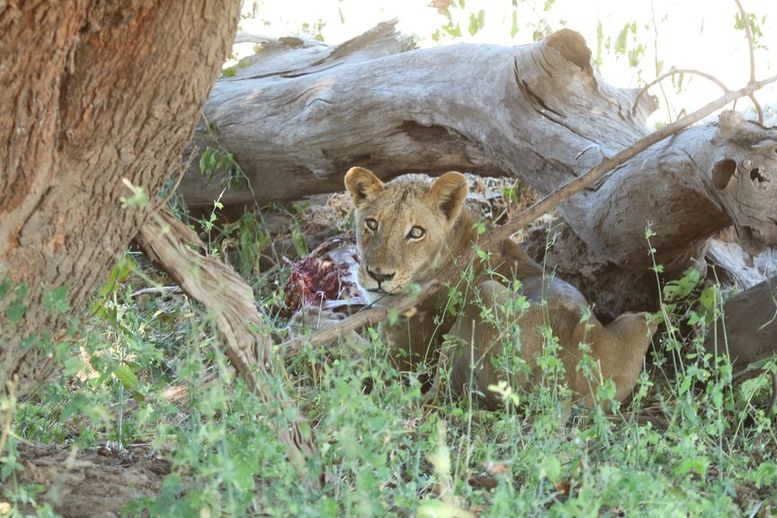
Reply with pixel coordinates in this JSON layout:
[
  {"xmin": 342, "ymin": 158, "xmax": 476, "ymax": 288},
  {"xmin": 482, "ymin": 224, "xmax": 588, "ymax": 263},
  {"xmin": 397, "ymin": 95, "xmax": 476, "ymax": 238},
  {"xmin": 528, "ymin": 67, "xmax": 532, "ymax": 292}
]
[
  {"xmin": 0, "ymin": 2, "xmax": 240, "ymax": 393},
  {"xmin": 182, "ymin": 22, "xmax": 777, "ymax": 318}
]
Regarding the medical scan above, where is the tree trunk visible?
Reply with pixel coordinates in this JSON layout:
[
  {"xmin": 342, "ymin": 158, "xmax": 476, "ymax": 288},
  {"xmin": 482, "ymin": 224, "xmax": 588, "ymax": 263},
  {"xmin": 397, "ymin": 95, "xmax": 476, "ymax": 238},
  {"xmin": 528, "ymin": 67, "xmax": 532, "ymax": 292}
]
[
  {"xmin": 183, "ymin": 22, "xmax": 777, "ymax": 317},
  {"xmin": 0, "ymin": 2, "xmax": 240, "ymax": 394}
]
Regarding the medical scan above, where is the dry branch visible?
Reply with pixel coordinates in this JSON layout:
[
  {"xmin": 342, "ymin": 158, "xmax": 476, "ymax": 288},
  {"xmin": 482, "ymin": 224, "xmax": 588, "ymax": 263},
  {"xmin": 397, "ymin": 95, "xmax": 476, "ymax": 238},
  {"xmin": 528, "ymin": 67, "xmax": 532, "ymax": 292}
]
[
  {"xmin": 129, "ymin": 285, "xmax": 181, "ymax": 298},
  {"xmin": 136, "ymin": 208, "xmax": 319, "ymax": 485},
  {"xmin": 734, "ymin": 0, "xmax": 757, "ymax": 84},
  {"xmin": 632, "ymin": 68, "xmax": 730, "ymax": 116},
  {"xmin": 733, "ymin": 0, "xmax": 764, "ymax": 123},
  {"xmin": 282, "ymin": 73, "xmax": 777, "ymax": 352}
]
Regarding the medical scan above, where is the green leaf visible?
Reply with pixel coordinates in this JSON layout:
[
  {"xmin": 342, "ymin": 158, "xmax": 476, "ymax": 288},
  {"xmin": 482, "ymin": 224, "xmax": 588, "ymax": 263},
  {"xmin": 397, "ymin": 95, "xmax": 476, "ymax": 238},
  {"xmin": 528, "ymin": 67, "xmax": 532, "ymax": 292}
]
[
  {"xmin": 43, "ymin": 285, "xmax": 69, "ymax": 314},
  {"xmin": 752, "ymin": 461, "xmax": 777, "ymax": 488},
  {"xmin": 468, "ymin": 10, "xmax": 485, "ymax": 36},
  {"xmin": 208, "ymin": 150, "xmax": 219, "ymax": 172},
  {"xmin": 595, "ymin": 378, "xmax": 617, "ymax": 401},
  {"xmin": 62, "ymin": 394, "xmax": 92, "ymax": 420},
  {"xmin": 443, "ymin": 22, "xmax": 461, "ymax": 38},
  {"xmin": 674, "ymin": 455, "xmax": 709, "ymax": 477},
  {"xmin": 673, "ymin": 70, "xmax": 686, "ymax": 93},
  {"xmin": 699, "ymin": 286, "xmax": 718, "ymax": 321},
  {"xmin": 594, "ymin": 20, "xmax": 604, "ymax": 68},
  {"xmin": 388, "ymin": 308, "xmax": 400, "ymax": 326},
  {"xmin": 199, "ymin": 148, "xmax": 212, "ymax": 175},
  {"xmin": 628, "ymin": 43, "xmax": 645, "ymax": 68},
  {"xmin": 5, "ymin": 282, "xmax": 28, "ymax": 323},
  {"xmin": 113, "ymin": 363, "xmax": 139, "ymax": 391},
  {"xmin": 217, "ymin": 153, "xmax": 233, "ymax": 174},
  {"xmin": 119, "ymin": 178, "xmax": 149, "ymax": 209},
  {"xmin": 417, "ymin": 500, "xmax": 473, "ymax": 518},
  {"xmin": 615, "ymin": 23, "xmax": 630, "ymax": 55},
  {"xmin": 5, "ymin": 299, "xmax": 26, "ymax": 323},
  {"xmin": 90, "ymin": 255, "xmax": 136, "ymax": 316},
  {"xmin": 539, "ymin": 454, "xmax": 562, "ymax": 483},
  {"xmin": 14, "ymin": 282, "xmax": 28, "ymax": 300},
  {"xmin": 0, "ymin": 276, "xmax": 10, "ymax": 300},
  {"xmin": 663, "ymin": 267, "xmax": 701, "ymax": 301}
]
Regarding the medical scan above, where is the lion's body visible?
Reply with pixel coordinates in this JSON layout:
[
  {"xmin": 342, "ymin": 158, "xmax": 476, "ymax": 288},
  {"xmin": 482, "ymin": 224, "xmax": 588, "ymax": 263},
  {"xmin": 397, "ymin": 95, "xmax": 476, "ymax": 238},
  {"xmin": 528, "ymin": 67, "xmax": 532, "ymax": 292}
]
[{"xmin": 345, "ymin": 167, "xmax": 656, "ymax": 409}]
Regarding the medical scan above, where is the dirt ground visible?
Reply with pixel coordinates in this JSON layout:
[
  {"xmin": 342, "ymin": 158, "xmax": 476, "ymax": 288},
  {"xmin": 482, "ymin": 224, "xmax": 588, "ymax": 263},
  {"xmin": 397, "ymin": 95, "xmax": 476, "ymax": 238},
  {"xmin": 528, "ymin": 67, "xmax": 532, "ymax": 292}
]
[{"xmin": 4, "ymin": 444, "xmax": 169, "ymax": 517}]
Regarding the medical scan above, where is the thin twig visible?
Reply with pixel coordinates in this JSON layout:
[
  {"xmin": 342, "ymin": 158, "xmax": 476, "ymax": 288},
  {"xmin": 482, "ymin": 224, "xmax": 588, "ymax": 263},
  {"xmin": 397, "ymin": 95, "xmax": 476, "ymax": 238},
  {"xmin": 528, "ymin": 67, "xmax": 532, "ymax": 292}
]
[
  {"xmin": 633, "ymin": 69, "xmax": 730, "ymax": 116},
  {"xmin": 280, "ymin": 73, "xmax": 777, "ymax": 353},
  {"xmin": 650, "ymin": 0, "xmax": 673, "ymax": 122},
  {"xmin": 748, "ymin": 93, "xmax": 764, "ymax": 124},
  {"xmin": 734, "ymin": 0, "xmax": 757, "ymax": 84},
  {"xmin": 130, "ymin": 286, "xmax": 182, "ymax": 298},
  {"xmin": 154, "ymin": 151, "xmax": 196, "ymax": 213},
  {"xmin": 733, "ymin": 0, "xmax": 765, "ymax": 124}
]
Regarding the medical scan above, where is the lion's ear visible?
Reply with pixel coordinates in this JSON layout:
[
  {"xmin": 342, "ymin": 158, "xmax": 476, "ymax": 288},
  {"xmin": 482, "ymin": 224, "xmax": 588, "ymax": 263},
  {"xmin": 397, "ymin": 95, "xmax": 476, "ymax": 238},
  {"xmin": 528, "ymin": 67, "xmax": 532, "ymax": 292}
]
[
  {"xmin": 428, "ymin": 172, "xmax": 468, "ymax": 221},
  {"xmin": 344, "ymin": 167, "xmax": 384, "ymax": 207}
]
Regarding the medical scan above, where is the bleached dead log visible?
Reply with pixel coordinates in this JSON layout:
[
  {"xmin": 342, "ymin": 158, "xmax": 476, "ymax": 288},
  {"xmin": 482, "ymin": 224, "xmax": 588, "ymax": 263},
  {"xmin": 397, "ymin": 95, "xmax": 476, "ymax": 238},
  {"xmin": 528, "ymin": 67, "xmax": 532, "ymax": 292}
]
[{"xmin": 182, "ymin": 21, "xmax": 777, "ymax": 317}]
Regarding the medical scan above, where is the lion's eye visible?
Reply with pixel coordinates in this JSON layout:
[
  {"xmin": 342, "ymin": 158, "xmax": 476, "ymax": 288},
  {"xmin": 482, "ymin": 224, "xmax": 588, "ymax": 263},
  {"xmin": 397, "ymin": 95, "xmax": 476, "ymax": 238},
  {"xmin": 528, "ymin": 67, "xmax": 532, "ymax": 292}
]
[
  {"xmin": 407, "ymin": 226, "xmax": 425, "ymax": 240},
  {"xmin": 365, "ymin": 218, "xmax": 378, "ymax": 231}
]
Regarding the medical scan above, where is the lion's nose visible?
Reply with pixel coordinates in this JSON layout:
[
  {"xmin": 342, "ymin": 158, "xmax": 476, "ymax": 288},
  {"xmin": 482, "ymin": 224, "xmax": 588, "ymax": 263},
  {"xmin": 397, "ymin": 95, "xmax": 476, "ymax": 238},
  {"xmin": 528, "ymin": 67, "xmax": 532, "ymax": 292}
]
[{"xmin": 367, "ymin": 268, "xmax": 395, "ymax": 283}]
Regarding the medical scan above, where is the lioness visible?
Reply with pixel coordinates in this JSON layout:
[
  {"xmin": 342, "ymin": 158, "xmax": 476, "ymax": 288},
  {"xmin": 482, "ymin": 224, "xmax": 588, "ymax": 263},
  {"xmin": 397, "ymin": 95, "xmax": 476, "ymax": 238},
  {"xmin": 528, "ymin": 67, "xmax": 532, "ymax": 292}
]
[{"xmin": 345, "ymin": 166, "xmax": 657, "ymax": 409}]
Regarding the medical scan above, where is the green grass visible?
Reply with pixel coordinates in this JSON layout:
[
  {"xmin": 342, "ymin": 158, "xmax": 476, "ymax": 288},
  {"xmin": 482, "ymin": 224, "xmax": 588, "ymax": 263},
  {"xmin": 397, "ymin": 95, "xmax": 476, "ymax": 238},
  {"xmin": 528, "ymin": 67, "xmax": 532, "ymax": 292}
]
[{"xmin": 2, "ymin": 209, "xmax": 775, "ymax": 517}]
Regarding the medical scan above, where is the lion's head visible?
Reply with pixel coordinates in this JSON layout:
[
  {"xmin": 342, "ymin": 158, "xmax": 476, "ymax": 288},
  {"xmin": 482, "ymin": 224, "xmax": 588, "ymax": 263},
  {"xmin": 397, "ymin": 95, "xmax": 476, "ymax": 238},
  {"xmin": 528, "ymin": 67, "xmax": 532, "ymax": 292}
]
[{"xmin": 344, "ymin": 167, "xmax": 471, "ymax": 303}]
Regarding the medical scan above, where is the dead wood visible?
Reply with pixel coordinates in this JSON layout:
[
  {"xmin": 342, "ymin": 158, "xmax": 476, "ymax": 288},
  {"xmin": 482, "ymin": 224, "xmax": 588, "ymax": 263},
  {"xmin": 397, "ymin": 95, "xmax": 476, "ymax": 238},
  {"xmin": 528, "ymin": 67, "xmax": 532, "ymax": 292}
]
[
  {"xmin": 183, "ymin": 22, "xmax": 777, "ymax": 316},
  {"xmin": 281, "ymin": 74, "xmax": 777, "ymax": 353},
  {"xmin": 135, "ymin": 209, "xmax": 318, "ymax": 485}
]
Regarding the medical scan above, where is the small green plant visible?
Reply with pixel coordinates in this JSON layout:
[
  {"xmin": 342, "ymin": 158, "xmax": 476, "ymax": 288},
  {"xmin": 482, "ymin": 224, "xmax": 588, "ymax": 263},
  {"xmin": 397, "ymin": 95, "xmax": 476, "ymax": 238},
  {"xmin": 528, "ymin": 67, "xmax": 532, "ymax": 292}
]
[
  {"xmin": 6, "ymin": 210, "xmax": 775, "ymax": 516},
  {"xmin": 199, "ymin": 145, "xmax": 251, "ymax": 193}
]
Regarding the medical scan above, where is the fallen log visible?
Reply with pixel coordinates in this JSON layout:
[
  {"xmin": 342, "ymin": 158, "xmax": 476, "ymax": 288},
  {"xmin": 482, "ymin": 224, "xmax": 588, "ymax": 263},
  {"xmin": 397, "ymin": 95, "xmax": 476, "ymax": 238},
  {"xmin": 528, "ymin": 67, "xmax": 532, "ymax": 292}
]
[{"xmin": 182, "ymin": 22, "xmax": 777, "ymax": 316}]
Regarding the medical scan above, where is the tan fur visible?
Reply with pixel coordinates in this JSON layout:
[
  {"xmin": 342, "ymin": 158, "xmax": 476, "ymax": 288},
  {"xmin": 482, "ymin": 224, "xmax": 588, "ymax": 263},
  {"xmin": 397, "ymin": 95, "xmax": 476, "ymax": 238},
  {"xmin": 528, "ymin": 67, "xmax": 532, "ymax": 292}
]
[{"xmin": 344, "ymin": 167, "xmax": 657, "ymax": 409}]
